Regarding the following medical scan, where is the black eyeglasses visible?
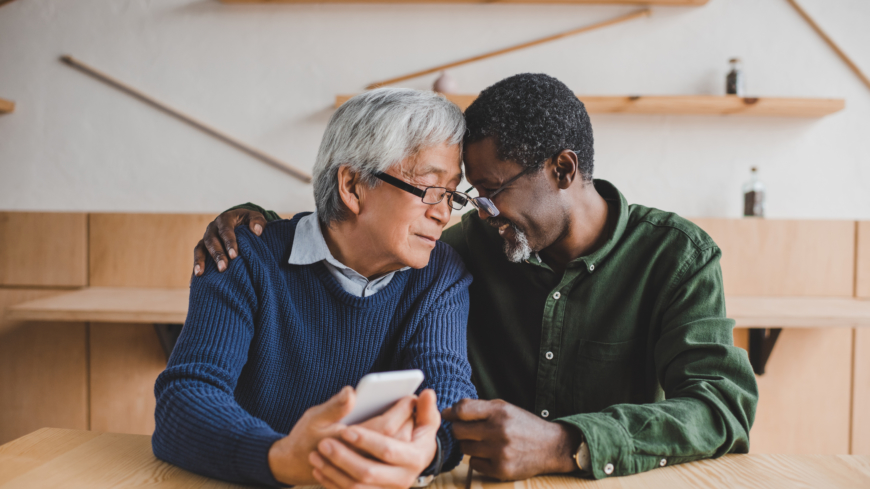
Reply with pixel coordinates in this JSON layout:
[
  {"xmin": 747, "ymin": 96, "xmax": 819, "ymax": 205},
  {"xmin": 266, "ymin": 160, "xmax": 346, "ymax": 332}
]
[{"xmin": 374, "ymin": 172, "xmax": 469, "ymax": 211}]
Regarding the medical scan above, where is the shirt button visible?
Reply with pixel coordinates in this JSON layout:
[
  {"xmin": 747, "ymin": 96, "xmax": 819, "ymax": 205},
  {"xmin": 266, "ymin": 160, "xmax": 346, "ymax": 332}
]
[
  {"xmin": 659, "ymin": 458, "xmax": 667, "ymax": 467},
  {"xmin": 553, "ymin": 292, "xmax": 561, "ymax": 300},
  {"xmin": 545, "ymin": 351, "xmax": 554, "ymax": 360},
  {"xmin": 589, "ymin": 264, "xmax": 595, "ymax": 272},
  {"xmin": 603, "ymin": 463, "xmax": 614, "ymax": 475},
  {"xmin": 541, "ymin": 410, "xmax": 549, "ymax": 418}
]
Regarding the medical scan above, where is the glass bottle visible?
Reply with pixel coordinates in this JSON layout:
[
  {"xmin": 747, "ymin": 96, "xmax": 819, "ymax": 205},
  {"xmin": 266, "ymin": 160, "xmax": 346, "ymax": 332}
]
[
  {"xmin": 742, "ymin": 167, "xmax": 766, "ymax": 217},
  {"xmin": 726, "ymin": 58, "xmax": 745, "ymax": 96}
]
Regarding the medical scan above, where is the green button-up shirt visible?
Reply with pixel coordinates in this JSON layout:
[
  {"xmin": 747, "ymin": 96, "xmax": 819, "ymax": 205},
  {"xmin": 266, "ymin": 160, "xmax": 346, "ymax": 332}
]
[
  {"xmin": 440, "ymin": 180, "xmax": 757, "ymax": 478},
  {"xmin": 235, "ymin": 179, "xmax": 757, "ymax": 479}
]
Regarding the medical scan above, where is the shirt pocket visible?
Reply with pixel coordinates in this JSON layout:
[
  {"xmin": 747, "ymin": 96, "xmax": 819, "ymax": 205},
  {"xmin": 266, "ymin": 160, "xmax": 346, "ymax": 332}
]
[{"xmin": 572, "ymin": 337, "xmax": 647, "ymax": 414}]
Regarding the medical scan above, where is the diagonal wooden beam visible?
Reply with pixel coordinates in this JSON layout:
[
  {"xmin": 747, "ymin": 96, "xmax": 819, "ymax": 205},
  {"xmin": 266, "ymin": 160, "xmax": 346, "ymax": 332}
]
[
  {"xmin": 785, "ymin": 0, "xmax": 870, "ymax": 93},
  {"xmin": 366, "ymin": 8, "xmax": 651, "ymax": 89},
  {"xmin": 60, "ymin": 55, "xmax": 312, "ymax": 183}
]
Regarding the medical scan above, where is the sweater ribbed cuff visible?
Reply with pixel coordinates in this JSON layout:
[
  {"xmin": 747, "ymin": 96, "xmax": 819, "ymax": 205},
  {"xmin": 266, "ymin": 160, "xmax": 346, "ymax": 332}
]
[{"xmin": 232, "ymin": 426, "xmax": 285, "ymax": 487}]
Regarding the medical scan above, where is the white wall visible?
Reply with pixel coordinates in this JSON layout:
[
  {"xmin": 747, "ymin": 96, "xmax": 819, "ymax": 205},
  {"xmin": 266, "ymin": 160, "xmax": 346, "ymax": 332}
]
[{"xmin": 1, "ymin": 0, "xmax": 868, "ymax": 218}]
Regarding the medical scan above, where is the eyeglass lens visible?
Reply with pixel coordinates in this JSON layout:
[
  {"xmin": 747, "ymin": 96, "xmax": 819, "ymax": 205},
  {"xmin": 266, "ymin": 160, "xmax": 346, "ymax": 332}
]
[{"xmin": 422, "ymin": 188, "xmax": 468, "ymax": 211}]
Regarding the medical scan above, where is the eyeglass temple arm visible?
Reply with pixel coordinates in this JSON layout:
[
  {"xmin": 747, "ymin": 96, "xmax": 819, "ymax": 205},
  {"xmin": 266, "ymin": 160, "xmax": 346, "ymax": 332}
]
[{"xmin": 375, "ymin": 172, "xmax": 426, "ymax": 198}]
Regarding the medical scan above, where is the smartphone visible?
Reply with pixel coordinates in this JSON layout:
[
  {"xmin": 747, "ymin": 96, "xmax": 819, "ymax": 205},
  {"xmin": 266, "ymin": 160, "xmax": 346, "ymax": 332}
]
[{"xmin": 340, "ymin": 369, "xmax": 425, "ymax": 425}]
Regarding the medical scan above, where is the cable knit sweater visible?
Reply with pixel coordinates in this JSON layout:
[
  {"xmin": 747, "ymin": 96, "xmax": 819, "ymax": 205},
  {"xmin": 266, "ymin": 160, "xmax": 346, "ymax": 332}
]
[{"xmin": 153, "ymin": 213, "xmax": 477, "ymax": 486}]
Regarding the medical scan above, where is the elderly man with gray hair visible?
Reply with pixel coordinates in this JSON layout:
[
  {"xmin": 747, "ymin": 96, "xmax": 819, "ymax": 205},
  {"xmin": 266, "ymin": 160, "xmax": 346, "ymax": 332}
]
[{"xmin": 152, "ymin": 88, "xmax": 478, "ymax": 488}]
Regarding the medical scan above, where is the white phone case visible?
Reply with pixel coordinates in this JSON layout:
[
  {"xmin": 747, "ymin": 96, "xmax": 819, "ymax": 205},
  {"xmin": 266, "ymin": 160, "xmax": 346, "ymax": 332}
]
[{"xmin": 340, "ymin": 369, "xmax": 425, "ymax": 425}]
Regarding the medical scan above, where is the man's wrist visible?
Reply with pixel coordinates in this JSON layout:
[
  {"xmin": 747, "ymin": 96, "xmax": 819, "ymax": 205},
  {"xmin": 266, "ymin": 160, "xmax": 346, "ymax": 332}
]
[{"xmin": 551, "ymin": 422, "xmax": 584, "ymax": 474}]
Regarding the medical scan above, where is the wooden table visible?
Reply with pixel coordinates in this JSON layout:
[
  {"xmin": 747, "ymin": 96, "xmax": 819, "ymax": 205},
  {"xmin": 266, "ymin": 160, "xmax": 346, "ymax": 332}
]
[{"xmin": 2, "ymin": 429, "xmax": 869, "ymax": 489}]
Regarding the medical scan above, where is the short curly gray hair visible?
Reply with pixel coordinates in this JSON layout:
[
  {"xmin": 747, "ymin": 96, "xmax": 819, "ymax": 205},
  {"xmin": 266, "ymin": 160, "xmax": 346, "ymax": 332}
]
[{"xmin": 313, "ymin": 88, "xmax": 465, "ymax": 225}]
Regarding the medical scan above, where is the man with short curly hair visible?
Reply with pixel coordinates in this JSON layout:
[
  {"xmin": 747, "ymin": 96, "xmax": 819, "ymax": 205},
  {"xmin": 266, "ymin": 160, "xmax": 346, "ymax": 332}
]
[{"xmin": 194, "ymin": 73, "xmax": 758, "ymax": 485}]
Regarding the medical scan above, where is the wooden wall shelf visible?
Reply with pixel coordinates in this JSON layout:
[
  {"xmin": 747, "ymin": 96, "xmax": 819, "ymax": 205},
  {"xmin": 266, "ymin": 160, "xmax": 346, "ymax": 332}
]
[
  {"xmin": 729, "ymin": 296, "xmax": 870, "ymax": 329},
  {"xmin": 0, "ymin": 98, "xmax": 14, "ymax": 114},
  {"xmin": 6, "ymin": 287, "xmax": 189, "ymax": 324},
  {"xmin": 10, "ymin": 289, "xmax": 869, "ymax": 329},
  {"xmin": 336, "ymin": 93, "xmax": 845, "ymax": 117},
  {"xmin": 221, "ymin": 0, "xmax": 708, "ymax": 5}
]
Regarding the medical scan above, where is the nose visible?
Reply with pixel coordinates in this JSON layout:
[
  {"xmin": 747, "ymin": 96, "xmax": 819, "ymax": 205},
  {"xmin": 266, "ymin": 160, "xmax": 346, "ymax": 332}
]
[{"xmin": 427, "ymin": 196, "xmax": 452, "ymax": 226}]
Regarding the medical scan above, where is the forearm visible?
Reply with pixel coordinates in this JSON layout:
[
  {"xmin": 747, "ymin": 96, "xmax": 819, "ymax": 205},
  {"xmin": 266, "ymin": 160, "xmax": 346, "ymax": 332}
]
[
  {"xmin": 558, "ymin": 375, "xmax": 754, "ymax": 479},
  {"xmin": 153, "ymin": 373, "xmax": 284, "ymax": 486},
  {"xmin": 156, "ymin": 249, "xmax": 284, "ymax": 485}
]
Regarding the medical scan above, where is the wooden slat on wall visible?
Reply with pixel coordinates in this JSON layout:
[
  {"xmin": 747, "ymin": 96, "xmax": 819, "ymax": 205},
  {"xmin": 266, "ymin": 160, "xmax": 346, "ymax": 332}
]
[
  {"xmin": 857, "ymin": 222, "xmax": 870, "ymax": 299},
  {"xmin": 690, "ymin": 219, "xmax": 856, "ymax": 297},
  {"xmin": 0, "ymin": 289, "xmax": 88, "ymax": 445},
  {"xmin": 89, "ymin": 213, "xmax": 215, "ymax": 288},
  {"xmin": 0, "ymin": 212, "xmax": 88, "ymax": 287},
  {"xmin": 853, "ymin": 329, "xmax": 870, "ymax": 455},
  {"xmin": 853, "ymin": 223, "xmax": 870, "ymax": 454},
  {"xmin": 89, "ymin": 324, "xmax": 165, "ymax": 435}
]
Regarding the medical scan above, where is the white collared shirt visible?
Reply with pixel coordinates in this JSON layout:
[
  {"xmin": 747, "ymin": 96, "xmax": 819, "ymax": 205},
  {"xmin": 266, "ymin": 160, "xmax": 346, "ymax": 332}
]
[{"xmin": 287, "ymin": 212, "xmax": 409, "ymax": 297}]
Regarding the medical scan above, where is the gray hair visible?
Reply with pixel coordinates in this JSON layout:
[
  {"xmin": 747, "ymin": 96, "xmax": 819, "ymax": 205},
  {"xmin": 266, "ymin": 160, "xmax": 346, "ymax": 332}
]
[{"xmin": 313, "ymin": 88, "xmax": 466, "ymax": 225}]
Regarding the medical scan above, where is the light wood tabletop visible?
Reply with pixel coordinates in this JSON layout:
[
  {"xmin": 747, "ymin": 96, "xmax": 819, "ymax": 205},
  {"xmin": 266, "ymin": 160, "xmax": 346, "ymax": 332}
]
[
  {"xmin": 1, "ymin": 428, "xmax": 869, "ymax": 489},
  {"xmin": 7, "ymin": 286, "xmax": 870, "ymax": 329}
]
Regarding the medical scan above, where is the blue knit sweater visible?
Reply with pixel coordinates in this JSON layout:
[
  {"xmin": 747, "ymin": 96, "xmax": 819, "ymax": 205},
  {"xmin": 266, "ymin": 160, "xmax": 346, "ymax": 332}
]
[{"xmin": 153, "ymin": 214, "xmax": 477, "ymax": 486}]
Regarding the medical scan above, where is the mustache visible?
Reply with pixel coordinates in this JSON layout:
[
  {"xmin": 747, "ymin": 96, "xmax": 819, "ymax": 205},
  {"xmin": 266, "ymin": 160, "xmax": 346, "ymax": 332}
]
[
  {"xmin": 487, "ymin": 217, "xmax": 526, "ymax": 236},
  {"xmin": 486, "ymin": 216, "xmax": 514, "ymax": 229}
]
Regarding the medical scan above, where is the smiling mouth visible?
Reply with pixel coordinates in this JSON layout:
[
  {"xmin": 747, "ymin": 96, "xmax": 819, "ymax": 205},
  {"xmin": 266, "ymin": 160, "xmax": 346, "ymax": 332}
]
[{"xmin": 415, "ymin": 234, "xmax": 437, "ymax": 244}]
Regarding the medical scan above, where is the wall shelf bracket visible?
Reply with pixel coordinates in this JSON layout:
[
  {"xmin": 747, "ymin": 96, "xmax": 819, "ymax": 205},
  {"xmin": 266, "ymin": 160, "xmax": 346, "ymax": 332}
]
[
  {"xmin": 748, "ymin": 328, "xmax": 782, "ymax": 375},
  {"xmin": 154, "ymin": 324, "xmax": 183, "ymax": 360}
]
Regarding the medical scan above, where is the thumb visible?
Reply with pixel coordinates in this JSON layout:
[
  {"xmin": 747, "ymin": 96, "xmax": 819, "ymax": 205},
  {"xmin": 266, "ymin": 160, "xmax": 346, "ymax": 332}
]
[
  {"xmin": 309, "ymin": 386, "xmax": 355, "ymax": 427},
  {"xmin": 412, "ymin": 389, "xmax": 441, "ymax": 440}
]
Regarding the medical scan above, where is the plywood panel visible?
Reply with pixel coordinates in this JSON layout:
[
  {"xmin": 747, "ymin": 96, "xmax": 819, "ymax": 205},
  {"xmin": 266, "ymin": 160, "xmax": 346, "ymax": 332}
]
[
  {"xmin": 0, "ymin": 212, "xmax": 87, "ymax": 287},
  {"xmin": 746, "ymin": 328, "xmax": 853, "ymax": 454},
  {"xmin": 0, "ymin": 289, "xmax": 88, "ymax": 445},
  {"xmin": 89, "ymin": 213, "xmax": 214, "ymax": 288},
  {"xmin": 690, "ymin": 219, "xmax": 855, "ymax": 297},
  {"xmin": 89, "ymin": 323, "xmax": 165, "ymax": 435},
  {"xmin": 857, "ymin": 222, "xmax": 870, "ymax": 299},
  {"xmin": 853, "ymin": 328, "xmax": 870, "ymax": 455}
]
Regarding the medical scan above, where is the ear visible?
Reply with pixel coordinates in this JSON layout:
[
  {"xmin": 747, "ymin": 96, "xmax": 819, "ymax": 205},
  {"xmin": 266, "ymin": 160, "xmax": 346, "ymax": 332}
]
[
  {"xmin": 336, "ymin": 166, "xmax": 364, "ymax": 216},
  {"xmin": 548, "ymin": 150, "xmax": 579, "ymax": 190}
]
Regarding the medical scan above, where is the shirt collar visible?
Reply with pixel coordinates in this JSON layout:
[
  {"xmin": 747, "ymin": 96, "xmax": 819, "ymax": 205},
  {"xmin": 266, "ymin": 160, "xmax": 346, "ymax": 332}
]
[
  {"xmin": 526, "ymin": 179, "xmax": 628, "ymax": 274},
  {"xmin": 288, "ymin": 211, "xmax": 335, "ymax": 267},
  {"xmin": 574, "ymin": 179, "xmax": 629, "ymax": 274},
  {"xmin": 288, "ymin": 211, "xmax": 411, "ymax": 275}
]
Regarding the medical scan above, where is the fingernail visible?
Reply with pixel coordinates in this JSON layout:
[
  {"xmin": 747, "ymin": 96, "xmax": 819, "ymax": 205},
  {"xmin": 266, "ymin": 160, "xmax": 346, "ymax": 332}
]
[
  {"xmin": 194, "ymin": 265, "xmax": 201, "ymax": 275},
  {"xmin": 229, "ymin": 248, "xmax": 237, "ymax": 259},
  {"xmin": 254, "ymin": 224, "xmax": 263, "ymax": 235},
  {"xmin": 218, "ymin": 261, "xmax": 226, "ymax": 272},
  {"xmin": 309, "ymin": 452, "xmax": 323, "ymax": 467},
  {"xmin": 342, "ymin": 429, "xmax": 359, "ymax": 442},
  {"xmin": 320, "ymin": 441, "xmax": 333, "ymax": 455}
]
